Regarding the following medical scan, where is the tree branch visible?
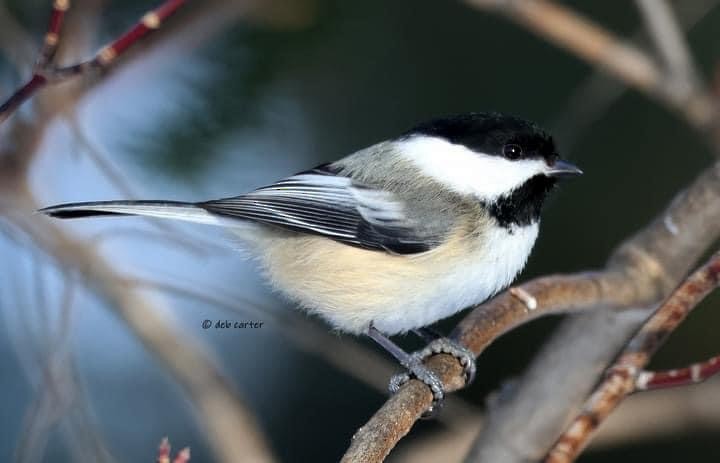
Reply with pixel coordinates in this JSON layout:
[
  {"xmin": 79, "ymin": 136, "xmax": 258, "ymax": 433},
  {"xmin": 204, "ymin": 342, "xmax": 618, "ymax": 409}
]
[
  {"xmin": 342, "ymin": 149, "xmax": 720, "ymax": 461},
  {"xmin": 0, "ymin": 0, "xmax": 186, "ymax": 125},
  {"xmin": 0, "ymin": 2, "xmax": 289, "ymax": 460},
  {"xmin": 551, "ymin": 0, "xmax": 720, "ymax": 151},
  {"xmin": 454, "ymin": 1, "xmax": 720, "ymax": 461},
  {"xmin": 634, "ymin": 0, "xmax": 702, "ymax": 90},
  {"xmin": 392, "ymin": 377, "xmax": 720, "ymax": 463},
  {"xmin": 157, "ymin": 437, "xmax": 191, "ymax": 463},
  {"xmin": 545, "ymin": 251, "xmax": 720, "ymax": 463},
  {"xmin": 10, "ymin": 196, "xmax": 276, "ymax": 463},
  {"xmin": 636, "ymin": 355, "xmax": 720, "ymax": 391},
  {"xmin": 462, "ymin": 0, "xmax": 718, "ymax": 143},
  {"xmin": 36, "ymin": 0, "xmax": 71, "ymax": 70}
]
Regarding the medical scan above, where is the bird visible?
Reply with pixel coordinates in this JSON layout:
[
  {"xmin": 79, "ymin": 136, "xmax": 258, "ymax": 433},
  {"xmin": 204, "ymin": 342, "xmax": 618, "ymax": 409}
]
[{"xmin": 40, "ymin": 112, "xmax": 582, "ymax": 413}]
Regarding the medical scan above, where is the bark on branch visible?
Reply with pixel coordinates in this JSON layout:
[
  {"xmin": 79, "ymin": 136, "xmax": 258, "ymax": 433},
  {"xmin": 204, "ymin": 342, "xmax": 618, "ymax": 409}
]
[
  {"xmin": 546, "ymin": 251, "xmax": 720, "ymax": 462},
  {"xmin": 341, "ymin": 154, "xmax": 720, "ymax": 462},
  {"xmin": 462, "ymin": 0, "xmax": 718, "ymax": 144},
  {"xmin": 0, "ymin": 2, "xmax": 284, "ymax": 461}
]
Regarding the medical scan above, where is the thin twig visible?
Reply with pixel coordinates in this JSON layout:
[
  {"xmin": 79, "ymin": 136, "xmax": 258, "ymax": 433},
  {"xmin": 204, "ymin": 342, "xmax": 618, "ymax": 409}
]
[
  {"xmin": 458, "ymin": 2, "xmax": 720, "ymax": 461},
  {"xmin": 12, "ymin": 197, "xmax": 277, "ymax": 463},
  {"xmin": 158, "ymin": 437, "xmax": 191, "ymax": 463},
  {"xmin": 551, "ymin": 0, "xmax": 720, "ymax": 150},
  {"xmin": 393, "ymin": 377, "xmax": 720, "ymax": 463},
  {"xmin": 635, "ymin": 0, "xmax": 702, "ymax": 89},
  {"xmin": 0, "ymin": 3, "xmax": 312, "ymax": 461},
  {"xmin": 135, "ymin": 276, "xmax": 482, "ymax": 428},
  {"xmin": 636, "ymin": 355, "xmax": 720, "ymax": 391},
  {"xmin": 545, "ymin": 251, "xmax": 720, "ymax": 463},
  {"xmin": 64, "ymin": 111, "xmax": 227, "ymax": 257},
  {"xmin": 51, "ymin": 0, "xmax": 186, "ymax": 78},
  {"xmin": 463, "ymin": 0, "xmax": 718, "ymax": 142},
  {"xmin": 0, "ymin": 2, "xmax": 288, "ymax": 462},
  {"xmin": 592, "ymin": 376, "xmax": 720, "ymax": 447},
  {"xmin": 36, "ymin": 0, "xmax": 71, "ymax": 70},
  {"xmin": 14, "ymin": 271, "xmax": 76, "ymax": 463},
  {"xmin": 0, "ymin": 0, "xmax": 186, "ymax": 125},
  {"xmin": 341, "ymin": 157, "xmax": 720, "ymax": 461}
]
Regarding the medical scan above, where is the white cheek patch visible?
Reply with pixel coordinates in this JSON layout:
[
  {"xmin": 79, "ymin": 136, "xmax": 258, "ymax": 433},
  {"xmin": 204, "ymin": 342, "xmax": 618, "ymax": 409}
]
[{"xmin": 399, "ymin": 136, "xmax": 548, "ymax": 201}]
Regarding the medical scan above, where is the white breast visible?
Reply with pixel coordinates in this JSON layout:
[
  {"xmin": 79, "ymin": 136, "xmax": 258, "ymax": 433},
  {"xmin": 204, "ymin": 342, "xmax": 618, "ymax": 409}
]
[
  {"xmin": 369, "ymin": 222, "xmax": 539, "ymax": 334},
  {"xmin": 246, "ymin": 220, "xmax": 540, "ymax": 335}
]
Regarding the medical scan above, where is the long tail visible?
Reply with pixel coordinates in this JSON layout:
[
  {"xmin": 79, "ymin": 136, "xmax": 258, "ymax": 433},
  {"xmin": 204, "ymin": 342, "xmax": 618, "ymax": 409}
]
[{"xmin": 38, "ymin": 200, "xmax": 226, "ymax": 226}]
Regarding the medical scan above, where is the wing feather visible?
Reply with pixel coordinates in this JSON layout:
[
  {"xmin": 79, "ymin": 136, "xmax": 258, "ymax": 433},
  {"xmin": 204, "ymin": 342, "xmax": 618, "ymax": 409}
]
[{"xmin": 200, "ymin": 166, "xmax": 441, "ymax": 254}]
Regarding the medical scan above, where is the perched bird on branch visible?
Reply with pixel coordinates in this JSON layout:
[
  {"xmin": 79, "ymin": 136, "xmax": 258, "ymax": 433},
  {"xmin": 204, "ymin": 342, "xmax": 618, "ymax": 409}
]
[{"xmin": 40, "ymin": 112, "xmax": 582, "ymax": 413}]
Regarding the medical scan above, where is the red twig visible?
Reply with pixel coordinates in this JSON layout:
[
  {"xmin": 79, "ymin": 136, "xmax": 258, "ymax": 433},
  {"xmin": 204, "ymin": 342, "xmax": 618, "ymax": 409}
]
[
  {"xmin": 36, "ymin": 0, "xmax": 69, "ymax": 69},
  {"xmin": 545, "ymin": 252, "xmax": 720, "ymax": 463},
  {"xmin": 157, "ymin": 437, "xmax": 190, "ymax": 463},
  {"xmin": 172, "ymin": 448, "xmax": 191, "ymax": 463},
  {"xmin": 636, "ymin": 355, "xmax": 720, "ymax": 391},
  {"xmin": 0, "ymin": 75, "xmax": 48, "ymax": 122},
  {"xmin": 54, "ymin": 0, "xmax": 185, "ymax": 76},
  {"xmin": 157, "ymin": 437, "xmax": 171, "ymax": 463},
  {"xmin": 0, "ymin": 0, "xmax": 186, "ymax": 125}
]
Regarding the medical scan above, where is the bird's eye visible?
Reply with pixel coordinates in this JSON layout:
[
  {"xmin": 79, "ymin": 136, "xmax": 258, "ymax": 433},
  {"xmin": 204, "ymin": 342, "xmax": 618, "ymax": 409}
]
[{"xmin": 503, "ymin": 144, "xmax": 523, "ymax": 159}]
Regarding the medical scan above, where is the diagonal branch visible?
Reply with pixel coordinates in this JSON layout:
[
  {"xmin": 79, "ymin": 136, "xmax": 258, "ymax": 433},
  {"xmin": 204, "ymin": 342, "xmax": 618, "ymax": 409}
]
[
  {"xmin": 0, "ymin": 2, "xmax": 308, "ymax": 461},
  {"xmin": 545, "ymin": 251, "xmax": 720, "ymax": 463},
  {"xmin": 392, "ymin": 372, "xmax": 720, "ymax": 463},
  {"xmin": 135, "ymin": 277, "xmax": 482, "ymax": 428},
  {"xmin": 341, "ymin": 154, "xmax": 720, "ymax": 461},
  {"xmin": 634, "ymin": 0, "xmax": 702, "ymax": 89},
  {"xmin": 552, "ymin": 0, "xmax": 720, "ymax": 150},
  {"xmin": 462, "ymin": 0, "xmax": 718, "ymax": 143},
  {"xmin": 9, "ymin": 194, "xmax": 276, "ymax": 463},
  {"xmin": 455, "ymin": 2, "xmax": 720, "ymax": 462},
  {"xmin": 51, "ymin": 0, "xmax": 186, "ymax": 78}
]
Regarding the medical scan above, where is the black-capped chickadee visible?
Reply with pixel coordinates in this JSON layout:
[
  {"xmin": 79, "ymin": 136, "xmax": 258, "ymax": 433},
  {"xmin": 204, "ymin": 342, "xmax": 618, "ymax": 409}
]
[{"xmin": 40, "ymin": 112, "xmax": 582, "ymax": 411}]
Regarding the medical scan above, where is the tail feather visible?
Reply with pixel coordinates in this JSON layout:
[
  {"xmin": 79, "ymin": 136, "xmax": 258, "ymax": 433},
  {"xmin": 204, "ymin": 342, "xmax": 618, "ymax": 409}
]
[{"xmin": 38, "ymin": 200, "xmax": 227, "ymax": 226}]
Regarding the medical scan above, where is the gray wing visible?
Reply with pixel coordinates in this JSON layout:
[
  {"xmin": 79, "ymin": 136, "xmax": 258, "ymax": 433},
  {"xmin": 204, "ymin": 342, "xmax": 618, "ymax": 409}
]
[{"xmin": 200, "ymin": 165, "xmax": 446, "ymax": 254}]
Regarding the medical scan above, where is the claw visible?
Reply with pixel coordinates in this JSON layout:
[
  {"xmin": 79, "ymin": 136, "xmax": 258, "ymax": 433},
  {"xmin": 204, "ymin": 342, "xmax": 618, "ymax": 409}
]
[
  {"xmin": 389, "ymin": 355, "xmax": 445, "ymax": 418},
  {"xmin": 388, "ymin": 338, "xmax": 476, "ymax": 418},
  {"xmin": 366, "ymin": 325, "xmax": 476, "ymax": 418},
  {"xmin": 418, "ymin": 337, "xmax": 477, "ymax": 386}
]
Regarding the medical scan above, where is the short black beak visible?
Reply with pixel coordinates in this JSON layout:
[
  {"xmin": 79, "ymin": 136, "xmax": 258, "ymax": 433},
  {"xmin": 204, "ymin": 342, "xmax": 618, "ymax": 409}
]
[{"xmin": 546, "ymin": 159, "xmax": 583, "ymax": 178}]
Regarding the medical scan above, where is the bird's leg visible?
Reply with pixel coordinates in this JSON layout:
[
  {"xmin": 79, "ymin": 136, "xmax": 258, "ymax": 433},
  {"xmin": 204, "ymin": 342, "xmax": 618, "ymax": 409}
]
[
  {"xmin": 367, "ymin": 324, "xmax": 445, "ymax": 416},
  {"xmin": 367, "ymin": 324, "xmax": 413, "ymax": 364}
]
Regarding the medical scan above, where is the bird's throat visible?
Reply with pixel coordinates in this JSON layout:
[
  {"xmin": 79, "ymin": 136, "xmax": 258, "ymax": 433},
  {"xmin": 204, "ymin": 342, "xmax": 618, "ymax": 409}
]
[{"xmin": 484, "ymin": 175, "xmax": 557, "ymax": 228}]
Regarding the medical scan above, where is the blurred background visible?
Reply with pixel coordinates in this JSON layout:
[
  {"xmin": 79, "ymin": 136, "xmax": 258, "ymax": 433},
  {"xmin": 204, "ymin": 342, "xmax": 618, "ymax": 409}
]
[{"xmin": 1, "ymin": 0, "xmax": 719, "ymax": 461}]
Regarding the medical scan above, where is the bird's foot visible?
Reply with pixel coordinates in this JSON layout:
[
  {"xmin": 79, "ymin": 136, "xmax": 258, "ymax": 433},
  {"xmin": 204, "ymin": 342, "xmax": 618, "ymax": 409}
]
[
  {"xmin": 388, "ymin": 355, "xmax": 445, "ymax": 416},
  {"xmin": 388, "ymin": 337, "xmax": 476, "ymax": 417}
]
